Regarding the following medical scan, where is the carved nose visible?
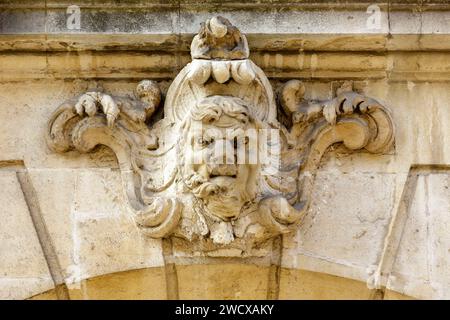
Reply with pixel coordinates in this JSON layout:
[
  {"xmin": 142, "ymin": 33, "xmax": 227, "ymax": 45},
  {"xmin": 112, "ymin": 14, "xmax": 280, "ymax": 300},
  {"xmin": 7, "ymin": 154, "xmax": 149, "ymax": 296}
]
[
  {"xmin": 211, "ymin": 140, "xmax": 235, "ymax": 165},
  {"xmin": 209, "ymin": 164, "xmax": 237, "ymax": 177}
]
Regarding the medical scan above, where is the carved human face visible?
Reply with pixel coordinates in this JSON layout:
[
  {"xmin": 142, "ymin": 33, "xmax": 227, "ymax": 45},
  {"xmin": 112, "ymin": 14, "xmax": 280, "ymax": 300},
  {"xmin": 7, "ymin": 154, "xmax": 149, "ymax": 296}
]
[{"xmin": 182, "ymin": 96, "xmax": 258, "ymax": 220}]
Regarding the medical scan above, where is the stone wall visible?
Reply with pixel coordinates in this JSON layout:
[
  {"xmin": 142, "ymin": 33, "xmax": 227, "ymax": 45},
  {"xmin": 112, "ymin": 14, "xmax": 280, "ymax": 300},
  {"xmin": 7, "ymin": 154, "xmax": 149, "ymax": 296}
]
[{"xmin": 1, "ymin": 0, "xmax": 450, "ymax": 300}]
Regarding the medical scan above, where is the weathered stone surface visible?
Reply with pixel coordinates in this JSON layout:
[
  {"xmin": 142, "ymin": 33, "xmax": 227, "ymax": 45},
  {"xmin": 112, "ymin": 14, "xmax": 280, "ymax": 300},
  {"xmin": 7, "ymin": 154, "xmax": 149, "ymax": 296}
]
[
  {"xmin": 1, "ymin": 1, "xmax": 450, "ymax": 300},
  {"xmin": 282, "ymin": 172, "xmax": 397, "ymax": 282},
  {"xmin": 279, "ymin": 268, "xmax": 374, "ymax": 300},
  {"xmin": 0, "ymin": 171, "xmax": 54, "ymax": 299},
  {"xmin": 28, "ymin": 168, "xmax": 165, "ymax": 285},
  {"xmin": 177, "ymin": 264, "xmax": 269, "ymax": 299},
  {"xmin": 29, "ymin": 267, "xmax": 167, "ymax": 300},
  {"xmin": 387, "ymin": 173, "xmax": 450, "ymax": 299}
]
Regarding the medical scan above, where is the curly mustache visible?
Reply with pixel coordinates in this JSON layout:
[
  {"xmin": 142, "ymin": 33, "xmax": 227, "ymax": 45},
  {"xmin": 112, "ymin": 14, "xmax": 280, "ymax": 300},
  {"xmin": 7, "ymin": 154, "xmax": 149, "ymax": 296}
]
[{"xmin": 190, "ymin": 180, "xmax": 221, "ymax": 198}]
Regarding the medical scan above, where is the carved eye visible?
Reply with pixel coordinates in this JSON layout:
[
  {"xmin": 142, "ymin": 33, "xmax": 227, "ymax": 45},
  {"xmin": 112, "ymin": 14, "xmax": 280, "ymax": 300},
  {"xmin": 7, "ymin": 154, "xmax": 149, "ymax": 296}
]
[
  {"xmin": 235, "ymin": 136, "xmax": 249, "ymax": 147},
  {"xmin": 196, "ymin": 136, "xmax": 213, "ymax": 147}
]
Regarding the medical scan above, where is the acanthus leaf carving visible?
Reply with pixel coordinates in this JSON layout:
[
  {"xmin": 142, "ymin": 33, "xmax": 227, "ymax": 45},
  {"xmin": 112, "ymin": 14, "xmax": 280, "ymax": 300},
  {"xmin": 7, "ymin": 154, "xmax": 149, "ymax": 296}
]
[{"xmin": 47, "ymin": 16, "xmax": 394, "ymax": 256}]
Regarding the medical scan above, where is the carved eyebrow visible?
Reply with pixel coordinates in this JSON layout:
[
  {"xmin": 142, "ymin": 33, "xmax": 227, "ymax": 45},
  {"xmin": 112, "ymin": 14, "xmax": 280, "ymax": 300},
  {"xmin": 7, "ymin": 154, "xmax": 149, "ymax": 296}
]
[
  {"xmin": 225, "ymin": 128, "xmax": 246, "ymax": 138},
  {"xmin": 201, "ymin": 116, "xmax": 218, "ymax": 124}
]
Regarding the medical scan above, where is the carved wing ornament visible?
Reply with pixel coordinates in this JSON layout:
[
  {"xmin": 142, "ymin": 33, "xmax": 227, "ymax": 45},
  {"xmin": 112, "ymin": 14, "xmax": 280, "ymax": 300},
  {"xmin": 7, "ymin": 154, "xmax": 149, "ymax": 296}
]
[{"xmin": 47, "ymin": 16, "xmax": 394, "ymax": 255}]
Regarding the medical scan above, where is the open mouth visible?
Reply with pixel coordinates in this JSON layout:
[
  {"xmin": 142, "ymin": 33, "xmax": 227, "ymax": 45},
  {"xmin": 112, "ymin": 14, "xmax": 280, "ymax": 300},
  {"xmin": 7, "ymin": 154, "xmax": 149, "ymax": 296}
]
[
  {"xmin": 210, "ymin": 173, "xmax": 237, "ymax": 179},
  {"xmin": 208, "ymin": 164, "xmax": 238, "ymax": 178}
]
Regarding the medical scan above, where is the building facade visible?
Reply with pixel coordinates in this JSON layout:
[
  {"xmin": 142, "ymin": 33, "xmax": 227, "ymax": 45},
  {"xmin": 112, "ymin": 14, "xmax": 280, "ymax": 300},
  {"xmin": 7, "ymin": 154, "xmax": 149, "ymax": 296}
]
[{"xmin": 1, "ymin": 0, "xmax": 450, "ymax": 300}]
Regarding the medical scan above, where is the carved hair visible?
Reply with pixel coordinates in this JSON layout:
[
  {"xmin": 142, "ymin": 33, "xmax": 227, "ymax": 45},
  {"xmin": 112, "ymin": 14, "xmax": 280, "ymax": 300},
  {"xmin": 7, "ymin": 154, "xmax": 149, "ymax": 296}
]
[{"xmin": 189, "ymin": 95, "xmax": 251, "ymax": 125}]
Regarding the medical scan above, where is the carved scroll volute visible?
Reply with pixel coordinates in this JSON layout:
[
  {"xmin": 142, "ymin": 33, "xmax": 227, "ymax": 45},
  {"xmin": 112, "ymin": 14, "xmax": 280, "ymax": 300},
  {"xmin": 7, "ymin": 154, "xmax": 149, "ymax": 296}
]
[
  {"xmin": 279, "ymin": 80, "xmax": 394, "ymax": 213},
  {"xmin": 298, "ymin": 117, "xmax": 372, "ymax": 208},
  {"xmin": 46, "ymin": 81, "xmax": 181, "ymax": 238}
]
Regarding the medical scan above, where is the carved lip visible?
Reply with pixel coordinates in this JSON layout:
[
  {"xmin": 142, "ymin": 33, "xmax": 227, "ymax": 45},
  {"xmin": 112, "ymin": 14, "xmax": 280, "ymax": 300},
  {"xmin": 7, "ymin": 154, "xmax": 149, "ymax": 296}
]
[{"xmin": 208, "ymin": 164, "xmax": 238, "ymax": 177}]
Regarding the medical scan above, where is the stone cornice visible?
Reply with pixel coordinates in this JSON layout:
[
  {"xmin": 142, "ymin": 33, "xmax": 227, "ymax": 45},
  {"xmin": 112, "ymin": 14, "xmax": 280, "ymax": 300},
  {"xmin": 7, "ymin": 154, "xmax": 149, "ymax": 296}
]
[
  {"xmin": 1, "ymin": 0, "xmax": 450, "ymax": 10},
  {"xmin": 1, "ymin": 2, "xmax": 450, "ymax": 81},
  {"xmin": 2, "ymin": 2, "xmax": 450, "ymax": 36},
  {"xmin": 2, "ymin": 34, "xmax": 450, "ymax": 52},
  {"xmin": 1, "ymin": 46, "xmax": 450, "ymax": 82}
]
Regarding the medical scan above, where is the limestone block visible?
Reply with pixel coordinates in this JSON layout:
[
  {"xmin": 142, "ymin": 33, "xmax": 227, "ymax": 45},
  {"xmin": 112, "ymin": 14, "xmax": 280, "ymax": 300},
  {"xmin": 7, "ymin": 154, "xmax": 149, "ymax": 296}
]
[
  {"xmin": 388, "ymin": 173, "xmax": 450, "ymax": 299},
  {"xmin": 46, "ymin": 8, "xmax": 179, "ymax": 34},
  {"xmin": 282, "ymin": 171, "xmax": 396, "ymax": 283},
  {"xmin": 389, "ymin": 11, "xmax": 422, "ymax": 34},
  {"xmin": 0, "ymin": 171, "xmax": 54, "ymax": 299},
  {"xmin": 27, "ymin": 168, "xmax": 165, "ymax": 286},
  {"xmin": 0, "ymin": 8, "xmax": 46, "ymax": 33},
  {"xmin": 29, "ymin": 267, "xmax": 167, "ymax": 299},
  {"xmin": 279, "ymin": 268, "xmax": 373, "ymax": 300},
  {"xmin": 2, "ymin": 2, "xmax": 393, "ymax": 35},
  {"xmin": 421, "ymin": 11, "xmax": 450, "ymax": 34},
  {"xmin": 176, "ymin": 264, "xmax": 269, "ymax": 299},
  {"xmin": 66, "ymin": 267, "xmax": 167, "ymax": 300}
]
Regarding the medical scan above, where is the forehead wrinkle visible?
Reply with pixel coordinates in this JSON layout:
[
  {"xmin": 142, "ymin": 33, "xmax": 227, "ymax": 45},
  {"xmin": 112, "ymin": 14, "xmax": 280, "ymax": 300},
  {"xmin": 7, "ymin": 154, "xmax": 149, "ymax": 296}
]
[{"xmin": 201, "ymin": 113, "xmax": 249, "ymax": 127}]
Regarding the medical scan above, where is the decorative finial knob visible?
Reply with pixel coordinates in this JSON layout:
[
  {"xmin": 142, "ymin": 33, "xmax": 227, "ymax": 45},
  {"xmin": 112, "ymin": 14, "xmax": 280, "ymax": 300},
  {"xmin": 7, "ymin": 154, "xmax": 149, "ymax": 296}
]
[
  {"xmin": 209, "ymin": 16, "xmax": 228, "ymax": 38},
  {"xmin": 190, "ymin": 16, "xmax": 249, "ymax": 60}
]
